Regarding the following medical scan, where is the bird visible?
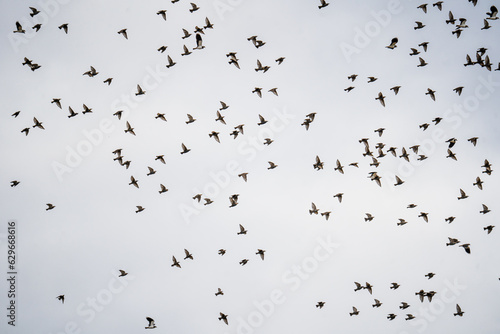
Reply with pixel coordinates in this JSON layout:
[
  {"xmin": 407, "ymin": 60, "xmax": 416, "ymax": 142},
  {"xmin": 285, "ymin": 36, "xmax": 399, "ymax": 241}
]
[
  {"xmin": 204, "ymin": 17, "xmax": 214, "ymax": 29},
  {"xmin": 387, "ymin": 314, "xmax": 397, "ymax": 320},
  {"xmin": 238, "ymin": 173, "xmax": 248, "ymax": 182},
  {"xmin": 58, "ymin": 23, "xmax": 68, "ymax": 34},
  {"xmin": 473, "ymin": 177, "xmax": 483, "ymax": 190},
  {"xmin": 390, "ymin": 282, "xmax": 400, "ymax": 290},
  {"xmin": 268, "ymin": 88, "xmax": 278, "ymax": 96},
  {"xmin": 194, "ymin": 33, "xmax": 204, "ymax": 50},
  {"xmin": 145, "ymin": 317, "xmax": 156, "ymax": 329},
  {"xmin": 468, "ymin": 137, "xmax": 478, "ymax": 146},
  {"xmin": 386, "ymin": 37, "xmax": 398, "ymax": 49},
  {"xmin": 276, "ymin": 57, "xmax": 285, "ymax": 64},
  {"xmin": 374, "ymin": 128, "xmax": 385, "ymax": 137},
  {"xmin": 446, "ymin": 149, "xmax": 457, "ymax": 161},
  {"xmin": 203, "ymin": 198, "xmax": 213, "ymax": 205},
  {"xmin": 56, "ymin": 295, "xmax": 64, "ymax": 303},
  {"xmin": 157, "ymin": 10, "xmax": 167, "ymax": 20},
  {"xmin": 124, "ymin": 122, "xmax": 136, "ymax": 136},
  {"xmin": 268, "ymin": 161, "xmax": 278, "ymax": 170},
  {"xmin": 184, "ymin": 249, "xmax": 193, "ymax": 260},
  {"xmin": 397, "ymin": 219, "xmax": 408, "ymax": 226},
  {"xmin": 419, "ymin": 42, "xmax": 429, "ymax": 51},
  {"xmin": 454, "ymin": 304, "xmax": 464, "ymax": 316},
  {"xmin": 32, "ymin": 23, "xmax": 42, "ymax": 32},
  {"xmin": 318, "ymin": 0, "xmax": 329, "ymax": 9},
  {"xmin": 237, "ymin": 224, "xmax": 247, "ymax": 235},
  {"xmin": 457, "ymin": 189, "xmax": 468, "ymax": 200},
  {"xmin": 480, "ymin": 204, "xmax": 490, "ymax": 214},
  {"xmin": 219, "ymin": 101, "xmax": 229, "ymax": 110},
  {"xmin": 417, "ymin": 57, "xmax": 428, "ymax": 67},
  {"xmin": 13, "ymin": 21, "xmax": 25, "ymax": 33},
  {"xmin": 180, "ymin": 143, "xmax": 190, "ymax": 154},
  {"xmin": 135, "ymin": 85, "xmax": 145, "ymax": 96},
  {"xmin": 367, "ymin": 76, "xmax": 378, "ymax": 83},
  {"xmin": 372, "ymin": 299, "xmax": 382, "ymax": 308},
  {"xmin": 349, "ymin": 307, "xmax": 359, "ymax": 316},
  {"xmin": 159, "ymin": 184, "xmax": 168, "ymax": 194},
  {"xmin": 445, "ymin": 216, "xmax": 456, "ymax": 224},
  {"xmin": 316, "ymin": 302, "xmax": 325, "ymax": 309},
  {"xmin": 414, "ymin": 21, "xmax": 426, "ymax": 29},
  {"xmin": 333, "ymin": 193, "xmax": 343, "ymax": 203},
  {"xmin": 239, "ymin": 259, "xmax": 249, "ymax": 266},
  {"xmin": 117, "ymin": 29, "xmax": 128, "ymax": 39},
  {"xmin": 181, "ymin": 45, "xmax": 192, "ymax": 56},
  {"xmin": 425, "ymin": 273, "xmax": 435, "ymax": 279},
  {"xmin": 118, "ymin": 270, "xmax": 128, "ymax": 277},
  {"xmin": 447, "ymin": 237, "xmax": 460, "ymax": 246},
  {"xmin": 313, "ymin": 156, "xmax": 324, "ymax": 170},
  {"xmin": 418, "ymin": 212, "xmax": 429, "ymax": 222},
  {"xmin": 113, "ymin": 110, "xmax": 123, "ymax": 119},
  {"xmin": 459, "ymin": 243, "xmax": 471, "ymax": 254},
  {"xmin": 215, "ymin": 288, "xmax": 224, "ymax": 296},
  {"xmin": 257, "ymin": 114, "xmax": 268, "ymax": 126},
  {"xmin": 354, "ymin": 282, "xmax": 364, "ymax": 291},
  {"xmin": 209, "ymin": 131, "xmax": 220, "ymax": 143},
  {"xmin": 446, "ymin": 11, "xmax": 456, "ymax": 24},
  {"xmin": 46, "ymin": 203, "xmax": 55, "ymax": 211},
  {"xmin": 252, "ymin": 87, "xmax": 263, "ymax": 98},
  {"xmin": 155, "ymin": 155, "xmax": 165, "ymax": 164},
  {"xmin": 347, "ymin": 74, "xmax": 358, "ymax": 81},
  {"xmin": 321, "ymin": 211, "xmax": 331, "ymax": 220},
  {"xmin": 487, "ymin": 5, "xmax": 498, "ymax": 20},
  {"xmin": 67, "ymin": 106, "xmax": 78, "ymax": 118},
  {"xmin": 185, "ymin": 114, "xmax": 196, "ymax": 124},
  {"xmin": 10, "ymin": 180, "xmax": 20, "ymax": 187},
  {"xmin": 83, "ymin": 66, "xmax": 98, "ymax": 77},
  {"xmin": 394, "ymin": 176, "xmax": 404, "ymax": 186},
  {"xmin": 433, "ymin": 1, "xmax": 443, "ymax": 10},
  {"xmin": 218, "ymin": 249, "xmax": 226, "ymax": 256},
  {"xmin": 453, "ymin": 86, "xmax": 464, "ymax": 95},
  {"xmin": 129, "ymin": 176, "xmax": 139, "ymax": 188},
  {"xmin": 166, "ymin": 55, "xmax": 176, "ymax": 68},
  {"xmin": 29, "ymin": 7, "xmax": 41, "ymax": 16},
  {"xmin": 215, "ymin": 111, "xmax": 226, "ymax": 124},
  {"xmin": 157, "ymin": 45, "xmax": 168, "ymax": 53},
  {"xmin": 12, "ymin": 111, "xmax": 20, "ymax": 117},
  {"xmin": 426, "ymin": 88, "xmax": 436, "ymax": 100},
  {"xmin": 189, "ymin": 3, "xmax": 200, "ymax": 13},
  {"xmin": 416, "ymin": 290, "xmax": 425, "ymax": 302},
  {"xmin": 481, "ymin": 19, "xmax": 491, "ymax": 30},
  {"xmin": 146, "ymin": 167, "xmax": 156, "ymax": 176},
  {"xmin": 364, "ymin": 282, "xmax": 373, "ymax": 294},
  {"xmin": 484, "ymin": 225, "xmax": 495, "ymax": 234},
  {"xmin": 426, "ymin": 291, "xmax": 436, "ymax": 302},
  {"xmin": 171, "ymin": 256, "xmax": 181, "ymax": 268},
  {"xmin": 400, "ymin": 302, "xmax": 410, "ymax": 309},
  {"xmin": 256, "ymin": 249, "xmax": 265, "ymax": 260},
  {"xmin": 218, "ymin": 312, "xmax": 228, "ymax": 325},
  {"xmin": 417, "ymin": 4, "xmax": 427, "ymax": 13},
  {"xmin": 375, "ymin": 92, "xmax": 386, "ymax": 106},
  {"xmin": 364, "ymin": 213, "xmax": 374, "ymax": 222},
  {"xmin": 390, "ymin": 86, "xmax": 401, "ymax": 94},
  {"xmin": 32, "ymin": 117, "xmax": 45, "ymax": 130},
  {"xmin": 310, "ymin": 203, "xmax": 319, "ymax": 215},
  {"xmin": 405, "ymin": 314, "xmax": 415, "ymax": 321}
]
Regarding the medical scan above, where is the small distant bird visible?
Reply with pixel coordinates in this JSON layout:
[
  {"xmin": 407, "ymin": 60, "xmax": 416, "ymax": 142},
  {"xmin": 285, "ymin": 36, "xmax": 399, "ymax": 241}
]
[
  {"xmin": 457, "ymin": 188, "xmax": 468, "ymax": 200},
  {"xmin": 484, "ymin": 225, "xmax": 495, "ymax": 234},
  {"xmin": 113, "ymin": 110, "xmax": 123, "ymax": 119},
  {"xmin": 373, "ymin": 299, "xmax": 382, "ymax": 308},
  {"xmin": 394, "ymin": 176, "xmax": 404, "ymax": 186},
  {"xmin": 189, "ymin": 3, "xmax": 200, "ymax": 13},
  {"xmin": 454, "ymin": 304, "xmax": 464, "ymax": 316},
  {"xmin": 13, "ymin": 21, "xmax": 25, "ymax": 33},
  {"xmin": 184, "ymin": 249, "xmax": 193, "ymax": 260},
  {"xmin": 166, "ymin": 55, "xmax": 176, "ymax": 68},
  {"xmin": 432, "ymin": 117, "xmax": 442, "ymax": 124},
  {"xmin": 204, "ymin": 17, "xmax": 214, "ymax": 29},
  {"xmin": 414, "ymin": 21, "xmax": 426, "ymax": 29},
  {"xmin": 333, "ymin": 193, "xmax": 343, "ymax": 203},
  {"xmin": 82, "ymin": 104, "xmax": 92, "ymax": 114},
  {"xmin": 157, "ymin": 10, "xmax": 167, "ymax": 20},
  {"xmin": 400, "ymin": 302, "xmax": 410, "ymax": 309},
  {"xmin": 180, "ymin": 143, "xmax": 190, "ymax": 154},
  {"xmin": 445, "ymin": 216, "xmax": 456, "ymax": 224},
  {"xmin": 426, "ymin": 88, "xmax": 436, "ymax": 100},
  {"xmin": 374, "ymin": 128, "xmax": 385, "ymax": 137},
  {"xmin": 313, "ymin": 156, "xmax": 324, "ymax": 170},
  {"xmin": 316, "ymin": 302, "xmax": 325, "ymax": 309},
  {"xmin": 487, "ymin": 5, "xmax": 498, "ymax": 20},
  {"xmin": 354, "ymin": 282, "xmax": 364, "ymax": 292},
  {"xmin": 186, "ymin": 114, "xmax": 196, "ymax": 124},
  {"xmin": 218, "ymin": 249, "xmax": 226, "ymax": 256},
  {"xmin": 257, "ymin": 114, "xmax": 268, "ymax": 126},
  {"xmin": 367, "ymin": 76, "xmax": 378, "ymax": 83},
  {"xmin": 10, "ymin": 180, "xmax": 20, "ymax": 187},
  {"xmin": 276, "ymin": 57, "xmax": 285, "ymax": 64},
  {"xmin": 349, "ymin": 307, "xmax": 359, "ymax": 316},
  {"xmin": 158, "ymin": 46, "xmax": 168, "ymax": 53},
  {"xmin": 459, "ymin": 243, "xmax": 471, "ymax": 254},
  {"xmin": 12, "ymin": 111, "xmax": 20, "ymax": 117},
  {"xmin": 46, "ymin": 203, "xmax": 55, "ymax": 211},
  {"xmin": 433, "ymin": 2, "xmax": 443, "ymax": 10},
  {"xmin": 159, "ymin": 184, "xmax": 168, "ymax": 194},
  {"xmin": 125, "ymin": 122, "xmax": 136, "ymax": 136},
  {"xmin": 453, "ymin": 86, "xmax": 464, "ymax": 95},
  {"xmin": 310, "ymin": 203, "xmax": 319, "ymax": 215},
  {"xmin": 375, "ymin": 92, "xmax": 386, "ymax": 106},
  {"xmin": 318, "ymin": 0, "xmax": 329, "ymax": 9},
  {"xmin": 390, "ymin": 282, "xmax": 400, "ymax": 290},
  {"xmin": 364, "ymin": 213, "xmax": 374, "ymax": 222},
  {"xmin": 83, "ymin": 66, "xmax": 98, "ymax": 77},
  {"xmin": 194, "ymin": 33, "xmax": 204, "ymax": 50},
  {"xmin": 32, "ymin": 24, "xmax": 42, "ymax": 32},
  {"xmin": 239, "ymin": 259, "xmax": 249, "ymax": 266},
  {"xmin": 204, "ymin": 198, "xmax": 213, "ymax": 205},
  {"xmin": 238, "ymin": 173, "xmax": 248, "ymax": 182},
  {"xmin": 129, "ymin": 176, "xmax": 139, "ymax": 188},
  {"xmin": 397, "ymin": 219, "xmax": 408, "ymax": 226},
  {"xmin": 118, "ymin": 270, "xmax": 128, "ymax": 277},
  {"xmin": 218, "ymin": 312, "xmax": 228, "ymax": 325},
  {"xmin": 171, "ymin": 256, "xmax": 181, "ymax": 268},
  {"xmin": 237, "ymin": 224, "xmax": 247, "ymax": 235},
  {"xmin": 103, "ymin": 78, "xmax": 113, "ymax": 85},
  {"xmin": 447, "ymin": 237, "xmax": 460, "ymax": 246},
  {"xmin": 268, "ymin": 161, "xmax": 278, "ymax": 170},
  {"xmin": 473, "ymin": 177, "xmax": 483, "ymax": 190},
  {"xmin": 269, "ymin": 88, "xmax": 278, "ymax": 96},
  {"xmin": 405, "ymin": 314, "xmax": 415, "ymax": 321},
  {"xmin": 418, "ymin": 57, "xmax": 428, "ymax": 67},
  {"xmin": 417, "ymin": 4, "xmax": 427, "ymax": 12},
  {"xmin": 480, "ymin": 204, "xmax": 490, "ymax": 214},
  {"xmin": 419, "ymin": 41, "xmax": 429, "ymax": 51},
  {"xmin": 215, "ymin": 111, "xmax": 225, "ymax": 124},
  {"xmin": 386, "ymin": 37, "xmax": 398, "ymax": 49},
  {"xmin": 256, "ymin": 249, "xmax": 265, "ymax": 260},
  {"xmin": 58, "ymin": 23, "xmax": 68, "ymax": 34},
  {"xmin": 135, "ymin": 85, "xmax": 145, "ymax": 96},
  {"xmin": 425, "ymin": 272, "xmax": 436, "ymax": 279},
  {"xmin": 215, "ymin": 288, "xmax": 224, "ymax": 296},
  {"xmin": 446, "ymin": 149, "xmax": 457, "ymax": 161},
  {"xmin": 117, "ymin": 29, "xmax": 128, "ymax": 39},
  {"xmin": 56, "ymin": 295, "xmax": 64, "ymax": 303},
  {"xmin": 418, "ymin": 212, "xmax": 429, "ymax": 222},
  {"xmin": 321, "ymin": 211, "xmax": 331, "ymax": 220},
  {"xmin": 253, "ymin": 87, "xmax": 263, "ymax": 98},
  {"xmin": 387, "ymin": 314, "xmax": 397, "ymax": 320},
  {"xmin": 145, "ymin": 317, "xmax": 156, "ymax": 329},
  {"xmin": 390, "ymin": 86, "xmax": 401, "ymax": 94}
]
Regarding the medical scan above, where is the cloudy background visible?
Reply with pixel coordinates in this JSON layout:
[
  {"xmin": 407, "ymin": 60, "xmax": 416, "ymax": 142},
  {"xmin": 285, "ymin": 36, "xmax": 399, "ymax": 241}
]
[{"xmin": 1, "ymin": 0, "xmax": 499, "ymax": 333}]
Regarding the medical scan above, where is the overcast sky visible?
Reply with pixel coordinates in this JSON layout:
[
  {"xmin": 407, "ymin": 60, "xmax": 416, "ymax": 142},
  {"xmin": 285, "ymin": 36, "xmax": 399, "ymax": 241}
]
[{"xmin": 1, "ymin": 0, "xmax": 499, "ymax": 333}]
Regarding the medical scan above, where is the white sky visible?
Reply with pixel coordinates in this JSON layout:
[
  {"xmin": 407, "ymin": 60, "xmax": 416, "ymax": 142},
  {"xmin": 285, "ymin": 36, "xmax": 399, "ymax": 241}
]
[{"xmin": 1, "ymin": 0, "xmax": 499, "ymax": 333}]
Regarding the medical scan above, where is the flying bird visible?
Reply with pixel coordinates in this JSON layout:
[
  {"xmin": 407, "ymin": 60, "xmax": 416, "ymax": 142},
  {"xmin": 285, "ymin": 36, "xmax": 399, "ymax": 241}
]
[{"xmin": 117, "ymin": 29, "xmax": 128, "ymax": 39}]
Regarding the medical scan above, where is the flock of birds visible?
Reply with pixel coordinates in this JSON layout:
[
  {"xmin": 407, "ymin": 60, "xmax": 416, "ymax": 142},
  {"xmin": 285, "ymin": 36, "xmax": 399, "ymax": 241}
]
[{"xmin": 6, "ymin": 0, "xmax": 499, "ymax": 331}]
